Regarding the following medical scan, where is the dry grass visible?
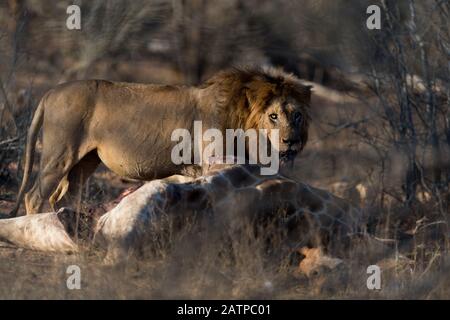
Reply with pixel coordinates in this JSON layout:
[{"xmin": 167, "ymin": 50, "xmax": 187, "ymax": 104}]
[
  {"xmin": 0, "ymin": 204, "xmax": 448, "ymax": 299},
  {"xmin": 0, "ymin": 166, "xmax": 449, "ymax": 300}
]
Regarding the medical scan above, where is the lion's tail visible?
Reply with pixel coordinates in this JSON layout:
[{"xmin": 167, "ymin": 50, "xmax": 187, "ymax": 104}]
[{"xmin": 9, "ymin": 97, "xmax": 45, "ymax": 217}]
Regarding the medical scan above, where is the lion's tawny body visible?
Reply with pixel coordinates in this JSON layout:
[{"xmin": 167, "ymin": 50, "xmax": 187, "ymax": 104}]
[{"xmin": 11, "ymin": 68, "xmax": 312, "ymax": 215}]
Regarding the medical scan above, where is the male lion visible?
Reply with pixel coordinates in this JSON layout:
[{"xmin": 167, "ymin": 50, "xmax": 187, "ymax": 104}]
[{"xmin": 11, "ymin": 67, "xmax": 312, "ymax": 216}]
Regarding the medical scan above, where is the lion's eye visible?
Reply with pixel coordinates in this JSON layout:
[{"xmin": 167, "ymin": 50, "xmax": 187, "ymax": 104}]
[
  {"xmin": 269, "ymin": 113, "xmax": 278, "ymax": 121},
  {"xmin": 294, "ymin": 112, "xmax": 302, "ymax": 123}
]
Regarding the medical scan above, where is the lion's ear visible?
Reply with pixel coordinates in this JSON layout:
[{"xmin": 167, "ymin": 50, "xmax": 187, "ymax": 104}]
[
  {"xmin": 244, "ymin": 86, "xmax": 257, "ymax": 108},
  {"xmin": 244, "ymin": 81, "xmax": 276, "ymax": 109},
  {"xmin": 299, "ymin": 84, "xmax": 313, "ymax": 101}
]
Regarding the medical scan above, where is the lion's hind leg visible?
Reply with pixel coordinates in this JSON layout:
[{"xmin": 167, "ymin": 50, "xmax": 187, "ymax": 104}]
[
  {"xmin": 25, "ymin": 159, "xmax": 73, "ymax": 214},
  {"xmin": 54, "ymin": 150, "xmax": 101, "ymax": 210},
  {"xmin": 24, "ymin": 149, "xmax": 99, "ymax": 214}
]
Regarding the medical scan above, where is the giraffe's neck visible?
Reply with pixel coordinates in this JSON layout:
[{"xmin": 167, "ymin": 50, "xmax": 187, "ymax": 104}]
[{"xmin": 164, "ymin": 164, "xmax": 364, "ymax": 252}]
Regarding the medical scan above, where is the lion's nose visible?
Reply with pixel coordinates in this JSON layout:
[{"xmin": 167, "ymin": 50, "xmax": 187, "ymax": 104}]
[{"xmin": 282, "ymin": 138, "xmax": 300, "ymax": 146}]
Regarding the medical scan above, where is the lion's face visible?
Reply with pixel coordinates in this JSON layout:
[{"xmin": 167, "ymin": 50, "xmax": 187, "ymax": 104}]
[{"xmin": 259, "ymin": 96, "xmax": 309, "ymax": 163}]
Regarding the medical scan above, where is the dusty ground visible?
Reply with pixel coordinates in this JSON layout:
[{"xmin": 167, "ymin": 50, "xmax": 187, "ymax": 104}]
[{"xmin": 0, "ymin": 236, "xmax": 448, "ymax": 299}]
